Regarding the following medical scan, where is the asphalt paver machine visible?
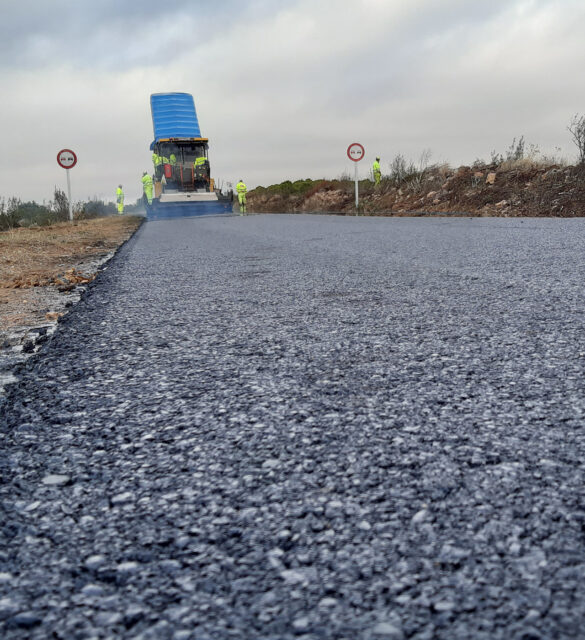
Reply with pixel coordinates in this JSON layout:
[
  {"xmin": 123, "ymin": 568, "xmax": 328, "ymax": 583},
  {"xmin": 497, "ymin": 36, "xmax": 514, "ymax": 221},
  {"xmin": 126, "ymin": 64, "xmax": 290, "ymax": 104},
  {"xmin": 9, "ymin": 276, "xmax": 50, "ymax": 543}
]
[{"xmin": 148, "ymin": 92, "xmax": 233, "ymax": 219}]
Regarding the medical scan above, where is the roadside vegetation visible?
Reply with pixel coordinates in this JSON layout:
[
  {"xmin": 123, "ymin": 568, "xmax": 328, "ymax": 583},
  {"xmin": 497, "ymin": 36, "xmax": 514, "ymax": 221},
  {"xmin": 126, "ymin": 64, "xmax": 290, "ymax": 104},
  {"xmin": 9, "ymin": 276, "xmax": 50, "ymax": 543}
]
[
  {"xmin": 249, "ymin": 115, "xmax": 585, "ymax": 217},
  {"xmin": 0, "ymin": 188, "xmax": 143, "ymax": 232}
]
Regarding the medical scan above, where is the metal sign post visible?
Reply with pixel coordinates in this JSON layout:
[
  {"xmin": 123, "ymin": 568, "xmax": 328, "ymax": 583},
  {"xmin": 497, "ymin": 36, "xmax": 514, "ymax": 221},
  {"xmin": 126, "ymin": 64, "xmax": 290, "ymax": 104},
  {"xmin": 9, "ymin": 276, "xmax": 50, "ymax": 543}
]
[
  {"xmin": 347, "ymin": 143, "xmax": 365, "ymax": 215},
  {"xmin": 56, "ymin": 149, "xmax": 78, "ymax": 221}
]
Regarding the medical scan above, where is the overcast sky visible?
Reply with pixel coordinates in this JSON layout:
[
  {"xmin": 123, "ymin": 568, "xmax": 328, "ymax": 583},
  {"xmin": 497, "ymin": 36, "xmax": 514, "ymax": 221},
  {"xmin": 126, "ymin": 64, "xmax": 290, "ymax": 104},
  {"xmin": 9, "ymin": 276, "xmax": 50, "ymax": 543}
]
[{"xmin": 2, "ymin": 0, "xmax": 585, "ymax": 203}]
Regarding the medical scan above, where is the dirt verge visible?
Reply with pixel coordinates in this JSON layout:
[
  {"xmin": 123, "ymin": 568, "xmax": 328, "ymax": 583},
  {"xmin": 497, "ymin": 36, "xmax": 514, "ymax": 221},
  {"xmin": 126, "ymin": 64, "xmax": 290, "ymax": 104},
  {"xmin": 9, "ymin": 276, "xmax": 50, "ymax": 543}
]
[{"xmin": 0, "ymin": 216, "xmax": 143, "ymax": 370}]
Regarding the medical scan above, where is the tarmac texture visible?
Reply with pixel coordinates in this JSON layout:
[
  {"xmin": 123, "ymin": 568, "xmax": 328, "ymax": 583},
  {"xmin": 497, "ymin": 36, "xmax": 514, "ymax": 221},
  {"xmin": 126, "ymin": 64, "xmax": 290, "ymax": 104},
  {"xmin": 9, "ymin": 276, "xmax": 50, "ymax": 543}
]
[{"xmin": 2, "ymin": 214, "xmax": 585, "ymax": 639}]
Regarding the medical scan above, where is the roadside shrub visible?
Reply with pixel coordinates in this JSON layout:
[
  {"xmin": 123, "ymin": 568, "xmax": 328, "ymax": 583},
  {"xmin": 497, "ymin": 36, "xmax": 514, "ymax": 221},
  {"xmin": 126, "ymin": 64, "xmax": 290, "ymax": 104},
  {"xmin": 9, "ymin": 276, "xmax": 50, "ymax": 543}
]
[
  {"xmin": 0, "ymin": 188, "xmax": 120, "ymax": 231},
  {"xmin": 568, "ymin": 114, "xmax": 585, "ymax": 164},
  {"xmin": 0, "ymin": 199, "xmax": 61, "ymax": 228},
  {"xmin": 388, "ymin": 154, "xmax": 416, "ymax": 184},
  {"xmin": 489, "ymin": 138, "xmax": 527, "ymax": 167},
  {"xmin": 489, "ymin": 137, "xmax": 546, "ymax": 171},
  {"xmin": 386, "ymin": 150, "xmax": 433, "ymax": 193},
  {"xmin": 252, "ymin": 179, "xmax": 320, "ymax": 197},
  {"xmin": 303, "ymin": 180, "xmax": 330, "ymax": 199},
  {"xmin": 507, "ymin": 136, "xmax": 526, "ymax": 162},
  {"xmin": 52, "ymin": 187, "xmax": 70, "ymax": 222},
  {"xmin": 490, "ymin": 150, "xmax": 504, "ymax": 166},
  {"xmin": 0, "ymin": 197, "xmax": 22, "ymax": 231},
  {"xmin": 17, "ymin": 201, "xmax": 56, "ymax": 226},
  {"xmin": 78, "ymin": 199, "xmax": 116, "ymax": 220}
]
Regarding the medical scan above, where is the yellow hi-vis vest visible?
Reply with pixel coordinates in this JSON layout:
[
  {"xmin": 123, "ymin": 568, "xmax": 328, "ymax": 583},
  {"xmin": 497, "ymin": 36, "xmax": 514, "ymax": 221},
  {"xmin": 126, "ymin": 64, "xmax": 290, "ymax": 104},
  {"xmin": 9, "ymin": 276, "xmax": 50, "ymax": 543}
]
[
  {"xmin": 236, "ymin": 181, "xmax": 247, "ymax": 193},
  {"xmin": 116, "ymin": 187, "xmax": 124, "ymax": 202},
  {"xmin": 194, "ymin": 157, "xmax": 207, "ymax": 167}
]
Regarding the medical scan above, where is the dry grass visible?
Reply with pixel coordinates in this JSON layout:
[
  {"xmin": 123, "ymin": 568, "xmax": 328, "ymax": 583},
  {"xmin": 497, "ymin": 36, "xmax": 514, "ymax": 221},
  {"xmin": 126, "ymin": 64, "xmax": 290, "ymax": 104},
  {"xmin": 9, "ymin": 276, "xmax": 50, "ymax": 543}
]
[
  {"xmin": 0, "ymin": 216, "xmax": 142, "ymax": 332},
  {"xmin": 0, "ymin": 216, "xmax": 142, "ymax": 288},
  {"xmin": 497, "ymin": 157, "xmax": 550, "ymax": 172}
]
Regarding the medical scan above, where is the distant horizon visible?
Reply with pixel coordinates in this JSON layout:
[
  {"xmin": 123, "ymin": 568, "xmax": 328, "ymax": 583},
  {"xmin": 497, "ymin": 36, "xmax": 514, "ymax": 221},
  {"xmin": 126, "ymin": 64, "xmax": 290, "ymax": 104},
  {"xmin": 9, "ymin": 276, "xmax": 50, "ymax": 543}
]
[{"xmin": 5, "ymin": 146, "xmax": 576, "ymax": 208}]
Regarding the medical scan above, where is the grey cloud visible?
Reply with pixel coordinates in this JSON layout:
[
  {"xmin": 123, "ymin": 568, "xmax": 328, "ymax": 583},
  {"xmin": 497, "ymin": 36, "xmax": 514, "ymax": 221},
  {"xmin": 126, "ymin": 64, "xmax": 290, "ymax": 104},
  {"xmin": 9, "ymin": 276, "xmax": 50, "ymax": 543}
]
[
  {"xmin": 222, "ymin": 0, "xmax": 516, "ymax": 110},
  {"xmin": 0, "ymin": 0, "xmax": 278, "ymax": 70}
]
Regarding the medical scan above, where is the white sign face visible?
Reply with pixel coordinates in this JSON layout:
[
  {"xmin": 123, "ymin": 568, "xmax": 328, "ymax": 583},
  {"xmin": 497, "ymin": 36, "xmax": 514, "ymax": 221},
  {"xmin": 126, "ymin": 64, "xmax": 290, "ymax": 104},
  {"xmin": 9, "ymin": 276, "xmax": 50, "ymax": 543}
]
[
  {"xmin": 57, "ymin": 149, "xmax": 77, "ymax": 169},
  {"xmin": 347, "ymin": 143, "xmax": 365, "ymax": 162}
]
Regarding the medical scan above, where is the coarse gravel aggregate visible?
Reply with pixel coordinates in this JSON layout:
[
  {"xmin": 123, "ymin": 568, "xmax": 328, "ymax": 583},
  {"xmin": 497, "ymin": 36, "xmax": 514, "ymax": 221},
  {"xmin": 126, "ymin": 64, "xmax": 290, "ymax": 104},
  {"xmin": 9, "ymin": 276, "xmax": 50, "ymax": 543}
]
[{"xmin": 2, "ymin": 213, "xmax": 585, "ymax": 639}]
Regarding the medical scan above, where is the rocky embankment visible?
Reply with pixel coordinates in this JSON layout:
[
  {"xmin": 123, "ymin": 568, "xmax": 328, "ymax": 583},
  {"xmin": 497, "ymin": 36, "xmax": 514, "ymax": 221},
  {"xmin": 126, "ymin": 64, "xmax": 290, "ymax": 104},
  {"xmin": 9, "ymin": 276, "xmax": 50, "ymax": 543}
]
[{"xmin": 248, "ymin": 163, "xmax": 585, "ymax": 217}]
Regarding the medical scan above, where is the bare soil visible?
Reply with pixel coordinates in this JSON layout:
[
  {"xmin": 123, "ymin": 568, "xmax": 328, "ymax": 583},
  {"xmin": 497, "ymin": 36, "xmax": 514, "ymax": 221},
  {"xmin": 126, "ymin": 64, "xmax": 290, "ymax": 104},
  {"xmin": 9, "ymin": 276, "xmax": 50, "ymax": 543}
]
[{"xmin": 0, "ymin": 216, "xmax": 142, "ymax": 334}]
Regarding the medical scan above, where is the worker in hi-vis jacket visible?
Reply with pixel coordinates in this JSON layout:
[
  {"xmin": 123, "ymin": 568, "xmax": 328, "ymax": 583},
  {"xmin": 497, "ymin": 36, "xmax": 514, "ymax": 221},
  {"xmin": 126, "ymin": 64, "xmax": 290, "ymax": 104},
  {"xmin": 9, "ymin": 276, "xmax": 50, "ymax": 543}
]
[
  {"xmin": 372, "ymin": 157, "xmax": 381, "ymax": 186},
  {"xmin": 142, "ymin": 172, "xmax": 154, "ymax": 206},
  {"xmin": 193, "ymin": 157, "xmax": 208, "ymax": 175},
  {"xmin": 152, "ymin": 152, "xmax": 160, "ymax": 180},
  {"xmin": 116, "ymin": 184, "xmax": 124, "ymax": 214},
  {"xmin": 236, "ymin": 179, "xmax": 247, "ymax": 215}
]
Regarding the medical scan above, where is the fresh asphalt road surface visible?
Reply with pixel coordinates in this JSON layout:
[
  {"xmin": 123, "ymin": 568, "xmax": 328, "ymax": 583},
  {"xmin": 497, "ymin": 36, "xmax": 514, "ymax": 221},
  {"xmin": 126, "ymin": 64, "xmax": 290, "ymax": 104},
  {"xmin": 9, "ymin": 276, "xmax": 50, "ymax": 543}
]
[{"xmin": 2, "ymin": 214, "xmax": 585, "ymax": 639}]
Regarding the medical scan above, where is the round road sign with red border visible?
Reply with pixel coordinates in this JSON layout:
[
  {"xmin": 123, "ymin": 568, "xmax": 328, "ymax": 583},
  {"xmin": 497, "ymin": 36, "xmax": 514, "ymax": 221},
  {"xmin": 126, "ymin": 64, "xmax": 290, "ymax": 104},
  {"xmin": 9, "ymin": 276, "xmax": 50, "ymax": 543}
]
[
  {"xmin": 347, "ymin": 143, "xmax": 365, "ymax": 162},
  {"xmin": 57, "ymin": 149, "xmax": 77, "ymax": 169}
]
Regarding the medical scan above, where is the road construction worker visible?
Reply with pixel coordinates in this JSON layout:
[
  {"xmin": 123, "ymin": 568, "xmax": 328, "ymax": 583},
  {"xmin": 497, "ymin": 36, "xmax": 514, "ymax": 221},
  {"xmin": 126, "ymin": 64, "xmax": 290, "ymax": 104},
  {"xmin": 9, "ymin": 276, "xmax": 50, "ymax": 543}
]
[
  {"xmin": 116, "ymin": 184, "xmax": 124, "ymax": 214},
  {"xmin": 236, "ymin": 179, "xmax": 247, "ymax": 215},
  {"xmin": 193, "ymin": 157, "xmax": 209, "ymax": 188},
  {"xmin": 152, "ymin": 152, "xmax": 163, "ymax": 179},
  {"xmin": 159, "ymin": 154, "xmax": 170, "ymax": 183},
  {"xmin": 373, "ymin": 157, "xmax": 381, "ymax": 186},
  {"xmin": 169, "ymin": 153, "xmax": 177, "ymax": 165},
  {"xmin": 142, "ymin": 171, "xmax": 154, "ymax": 206}
]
